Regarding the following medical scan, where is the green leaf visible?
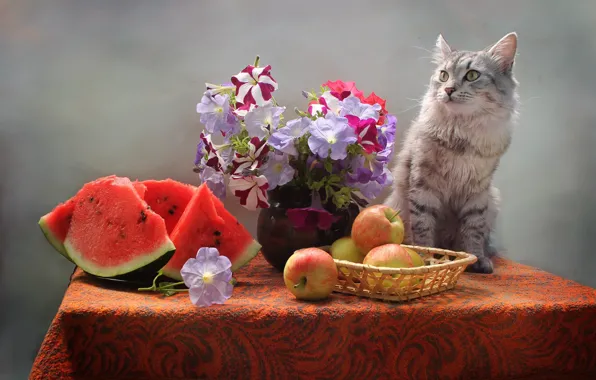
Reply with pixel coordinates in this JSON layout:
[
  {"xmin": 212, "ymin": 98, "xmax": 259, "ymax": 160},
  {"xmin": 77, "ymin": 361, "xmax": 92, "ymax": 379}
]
[
  {"xmin": 162, "ymin": 289, "xmax": 177, "ymax": 297},
  {"xmin": 324, "ymin": 160, "xmax": 333, "ymax": 173}
]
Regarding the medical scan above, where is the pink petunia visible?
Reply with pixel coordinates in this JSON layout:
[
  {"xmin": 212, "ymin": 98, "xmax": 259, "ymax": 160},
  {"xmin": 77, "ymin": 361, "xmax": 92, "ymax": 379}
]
[
  {"xmin": 231, "ymin": 65, "xmax": 278, "ymax": 107},
  {"xmin": 323, "ymin": 80, "xmax": 365, "ymax": 101},
  {"xmin": 228, "ymin": 175, "xmax": 270, "ymax": 210},
  {"xmin": 286, "ymin": 192, "xmax": 340, "ymax": 231},
  {"xmin": 346, "ymin": 116, "xmax": 383, "ymax": 154}
]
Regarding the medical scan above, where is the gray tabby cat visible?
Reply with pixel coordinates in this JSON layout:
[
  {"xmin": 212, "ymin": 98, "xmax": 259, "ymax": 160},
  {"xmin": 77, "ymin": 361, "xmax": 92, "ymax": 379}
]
[{"xmin": 384, "ymin": 32, "xmax": 519, "ymax": 274}]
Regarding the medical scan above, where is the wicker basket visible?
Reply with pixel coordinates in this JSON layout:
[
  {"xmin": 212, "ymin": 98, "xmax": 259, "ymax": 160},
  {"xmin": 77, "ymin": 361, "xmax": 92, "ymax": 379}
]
[{"xmin": 328, "ymin": 245, "xmax": 477, "ymax": 302}]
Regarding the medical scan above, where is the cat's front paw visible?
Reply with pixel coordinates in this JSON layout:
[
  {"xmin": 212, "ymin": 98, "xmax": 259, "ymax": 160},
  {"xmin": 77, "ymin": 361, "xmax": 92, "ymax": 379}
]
[{"xmin": 465, "ymin": 256, "xmax": 494, "ymax": 274}]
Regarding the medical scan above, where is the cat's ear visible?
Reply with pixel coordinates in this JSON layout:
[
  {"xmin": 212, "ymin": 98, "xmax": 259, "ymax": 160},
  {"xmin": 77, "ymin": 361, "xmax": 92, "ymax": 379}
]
[
  {"xmin": 487, "ymin": 32, "xmax": 517, "ymax": 72},
  {"xmin": 433, "ymin": 34, "xmax": 452, "ymax": 63}
]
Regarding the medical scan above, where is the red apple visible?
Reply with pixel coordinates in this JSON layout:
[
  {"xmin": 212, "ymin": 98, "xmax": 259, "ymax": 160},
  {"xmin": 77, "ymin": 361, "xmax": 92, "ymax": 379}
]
[
  {"xmin": 363, "ymin": 244, "xmax": 424, "ymax": 288},
  {"xmin": 283, "ymin": 247, "xmax": 338, "ymax": 301},
  {"xmin": 351, "ymin": 205, "xmax": 405, "ymax": 254}
]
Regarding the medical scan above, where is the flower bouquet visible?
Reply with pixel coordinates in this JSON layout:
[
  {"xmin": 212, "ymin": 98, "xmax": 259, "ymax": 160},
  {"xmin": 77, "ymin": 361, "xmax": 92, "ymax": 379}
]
[{"xmin": 194, "ymin": 56, "xmax": 397, "ymax": 270}]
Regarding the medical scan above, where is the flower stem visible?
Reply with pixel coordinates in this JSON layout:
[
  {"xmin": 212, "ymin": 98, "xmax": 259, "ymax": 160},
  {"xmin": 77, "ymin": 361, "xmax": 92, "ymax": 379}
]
[
  {"xmin": 254, "ymin": 55, "xmax": 260, "ymax": 67},
  {"xmin": 159, "ymin": 281, "xmax": 185, "ymax": 290},
  {"xmin": 138, "ymin": 270, "xmax": 163, "ymax": 292}
]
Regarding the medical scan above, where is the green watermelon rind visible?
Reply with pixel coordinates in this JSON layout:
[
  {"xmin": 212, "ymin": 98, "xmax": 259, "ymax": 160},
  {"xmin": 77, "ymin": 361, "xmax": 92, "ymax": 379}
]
[
  {"xmin": 64, "ymin": 237, "xmax": 177, "ymax": 278},
  {"xmin": 161, "ymin": 240, "xmax": 261, "ymax": 281},
  {"xmin": 38, "ymin": 214, "xmax": 74, "ymax": 263},
  {"xmin": 231, "ymin": 240, "xmax": 262, "ymax": 272}
]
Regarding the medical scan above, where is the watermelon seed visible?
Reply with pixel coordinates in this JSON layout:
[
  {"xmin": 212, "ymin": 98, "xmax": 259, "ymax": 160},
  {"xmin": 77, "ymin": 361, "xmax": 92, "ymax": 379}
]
[
  {"xmin": 164, "ymin": 196, "xmax": 169, "ymax": 201},
  {"xmin": 215, "ymin": 239, "xmax": 221, "ymax": 246},
  {"xmin": 119, "ymin": 231, "xmax": 126, "ymax": 239},
  {"xmin": 172, "ymin": 205, "xmax": 178, "ymax": 209},
  {"xmin": 214, "ymin": 230, "xmax": 221, "ymax": 236},
  {"xmin": 138, "ymin": 210, "xmax": 147, "ymax": 223},
  {"xmin": 89, "ymin": 197, "xmax": 94, "ymax": 203},
  {"xmin": 168, "ymin": 209, "xmax": 175, "ymax": 215}
]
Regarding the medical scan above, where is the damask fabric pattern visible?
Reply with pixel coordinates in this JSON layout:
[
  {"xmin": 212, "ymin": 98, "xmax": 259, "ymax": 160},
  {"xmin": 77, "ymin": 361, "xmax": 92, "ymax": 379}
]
[{"xmin": 31, "ymin": 255, "xmax": 596, "ymax": 380}]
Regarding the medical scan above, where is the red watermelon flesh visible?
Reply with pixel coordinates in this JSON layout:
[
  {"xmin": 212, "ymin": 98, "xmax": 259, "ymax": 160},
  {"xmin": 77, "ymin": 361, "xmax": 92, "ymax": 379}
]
[
  {"xmin": 161, "ymin": 183, "xmax": 261, "ymax": 280},
  {"xmin": 39, "ymin": 198, "xmax": 75, "ymax": 261},
  {"xmin": 38, "ymin": 176, "xmax": 147, "ymax": 261},
  {"xmin": 141, "ymin": 179, "xmax": 196, "ymax": 234},
  {"xmin": 63, "ymin": 176, "xmax": 175, "ymax": 278}
]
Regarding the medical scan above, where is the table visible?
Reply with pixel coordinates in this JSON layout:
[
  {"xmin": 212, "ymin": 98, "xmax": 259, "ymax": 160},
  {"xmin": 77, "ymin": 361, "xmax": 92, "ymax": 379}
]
[{"xmin": 30, "ymin": 255, "xmax": 596, "ymax": 380}]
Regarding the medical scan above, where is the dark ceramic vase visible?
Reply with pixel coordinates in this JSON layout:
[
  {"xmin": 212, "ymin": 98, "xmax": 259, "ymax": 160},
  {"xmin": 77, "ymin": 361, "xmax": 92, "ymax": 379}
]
[{"xmin": 256, "ymin": 187, "xmax": 360, "ymax": 272}]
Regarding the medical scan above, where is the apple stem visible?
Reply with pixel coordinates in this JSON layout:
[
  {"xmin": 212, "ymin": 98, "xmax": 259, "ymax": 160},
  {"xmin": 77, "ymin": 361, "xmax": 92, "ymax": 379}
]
[
  {"xmin": 293, "ymin": 277, "xmax": 307, "ymax": 289},
  {"xmin": 389, "ymin": 210, "xmax": 400, "ymax": 221}
]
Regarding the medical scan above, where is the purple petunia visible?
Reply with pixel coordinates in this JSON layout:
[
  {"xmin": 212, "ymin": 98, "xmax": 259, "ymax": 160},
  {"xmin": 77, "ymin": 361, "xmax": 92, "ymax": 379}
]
[
  {"xmin": 196, "ymin": 93, "xmax": 240, "ymax": 135},
  {"xmin": 339, "ymin": 95, "xmax": 381, "ymax": 121},
  {"xmin": 261, "ymin": 152, "xmax": 295, "ymax": 190},
  {"xmin": 307, "ymin": 113, "xmax": 356, "ymax": 160},
  {"xmin": 268, "ymin": 117, "xmax": 311, "ymax": 155},
  {"xmin": 377, "ymin": 113, "xmax": 397, "ymax": 149},
  {"xmin": 244, "ymin": 103, "xmax": 286, "ymax": 139},
  {"xmin": 200, "ymin": 166, "xmax": 226, "ymax": 200},
  {"xmin": 180, "ymin": 247, "xmax": 234, "ymax": 307},
  {"xmin": 352, "ymin": 168, "xmax": 394, "ymax": 200},
  {"xmin": 194, "ymin": 140, "xmax": 206, "ymax": 166}
]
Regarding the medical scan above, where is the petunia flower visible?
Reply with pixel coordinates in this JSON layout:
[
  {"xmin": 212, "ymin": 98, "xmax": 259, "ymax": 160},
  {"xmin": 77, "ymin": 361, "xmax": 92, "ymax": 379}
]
[
  {"xmin": 200, "ymin": 166, "xmax": 226, "ymax": 200},
  {"xmin": 286, "ymin": 192, "xmax": 340, "ymax": 232},
  {"xmin": 231, "ymin": 64, "xmax": 278, "ymax": 107},
  {"xmin": 231, "ymin": 137, "xmax": 269, "ymax": 174},
  {"xmin": 200, "ymin": 133, "xmax": 224, "ymax": 171},
  {"xmin": 196, "ymin": 93, "xmax": 239, "ymax": 135},
  {"xmin": 377, "ymin": 113, "xmax": 397, "ymax": 150},
  {"xmin": 268, "ymin": 117, "xmax": 311, "ymax": 155},
  {"xmin": 307, "ymin": 113, "xmax": 357, "ymax": 160},
  {"xmin": 307, "ymin": 91, "xmax": 343, "ymax": 116},
  {"xmin": 346, "ymin": 116, "xmax": 383, "ymax": 154},
  {"xmin": 323, "ymin": 80, "xmax": 365, "ymax": 101},
  {"xmin": 351, "ymin": 168, "xmax": 393, "ymax": 200},
  {"xmin": 228, "ymin": 174, "xmax": 270, "ymax": 210},
  {"xmin": 194, "ymin": 140, "xmax": 206, "ymax": 166},
  {"xmin": 233, "ymin": 102, "xmax": 256, "ymax": 118},
  {"xmin": 181, "ymin": 247, "xmax": 234, "ymax": 307},
  {"xmin": 244, "ymin": 103, "xmax": 286, "ymax": 139},
  {"xmin": 362, "ymin": 92, "xmax": 388, "ymax": 125},
  {"xmin": 339, "ymin": 96, "xmax": 381, "ymax": 122},
  {"xmin": 350, "ymin": 154, "xmax": 384, "ymax": 179},
  {"xmin": 261, "ymin": 152, "xmax": 295, "ymax": 190}
]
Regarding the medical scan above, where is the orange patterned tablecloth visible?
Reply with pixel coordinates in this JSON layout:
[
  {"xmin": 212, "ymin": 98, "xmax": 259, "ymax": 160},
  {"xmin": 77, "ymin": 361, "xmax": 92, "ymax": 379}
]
[{"xmin": 31, "ymin": 254, "xmax": 596, "ymax": 380}]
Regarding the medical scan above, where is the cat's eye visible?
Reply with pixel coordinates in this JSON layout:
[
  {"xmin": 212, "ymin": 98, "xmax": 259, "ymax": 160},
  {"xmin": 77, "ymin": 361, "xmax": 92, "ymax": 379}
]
[
  {"xmin": 439, "ymin": 71, "xmax": 449, "ymax": 82},
  {"xmin": 465, "ymin": 70, "xmax": 480, "ymax": 81}
]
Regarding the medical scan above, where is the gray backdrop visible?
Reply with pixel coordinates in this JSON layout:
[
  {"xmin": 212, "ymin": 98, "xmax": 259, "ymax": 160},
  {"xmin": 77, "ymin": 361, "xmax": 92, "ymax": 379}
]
[{"xmin": 1, "ymin": 0, "xmax": 595, "ymax": 378}]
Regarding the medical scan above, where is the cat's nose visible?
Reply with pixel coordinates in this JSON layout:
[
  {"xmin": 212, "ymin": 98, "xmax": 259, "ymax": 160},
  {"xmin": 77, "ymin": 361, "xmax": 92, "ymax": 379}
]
[{"xmin": 444, "ymin": 87, "xmax": 456, "ymax": 96}]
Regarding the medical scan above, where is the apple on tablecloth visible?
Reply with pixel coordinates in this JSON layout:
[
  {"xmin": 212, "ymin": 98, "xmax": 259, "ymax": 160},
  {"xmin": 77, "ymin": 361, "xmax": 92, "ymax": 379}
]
[{"xmin": 283, "ymin": 248, "xmax": 338, "ymax": 301}]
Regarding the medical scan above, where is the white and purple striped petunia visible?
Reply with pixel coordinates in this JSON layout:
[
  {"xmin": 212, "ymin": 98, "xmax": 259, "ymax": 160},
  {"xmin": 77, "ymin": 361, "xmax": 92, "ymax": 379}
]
[
  {"xmin": 228, "ymin": 174, "xmax": 270, "ymax": 210},
  {"xmin": 231, "ymin": 65, "xmax": 278, "ymax": 107}
]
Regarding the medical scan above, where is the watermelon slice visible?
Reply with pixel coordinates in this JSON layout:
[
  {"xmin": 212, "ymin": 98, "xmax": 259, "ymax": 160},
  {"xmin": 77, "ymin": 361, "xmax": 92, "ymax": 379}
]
[
  {"xmin": 38, "ymin": 199, "xmax": 76, "ymax": 261},
  {"xmin": 141, "ymin": 179, "xmax": 196, "ymax": 234},
  {"xmin": 161, "ymin": 183, "xmax": 261, "ymax": 280},
  {"xmin": 63, "ymin": 176, "xmax": 175, "ymax": 278},
  {"xmin": 38, "ymin": 177, "xmax": 147, "ymax": 261}
]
